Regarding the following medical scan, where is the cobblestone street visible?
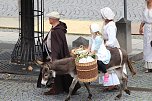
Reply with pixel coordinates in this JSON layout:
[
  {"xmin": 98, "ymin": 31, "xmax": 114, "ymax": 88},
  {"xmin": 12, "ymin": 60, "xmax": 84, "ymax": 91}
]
[
  {"xmin": 0, "ymin": 60, "xmax": 152, "ymax": 101},
  {"xmin": 0, "ymin": 81, "xmax": 151, "ymax": 101},
  {"xmin": 0, "ymin": 37, "xmax": 151, "ymax": 101}
]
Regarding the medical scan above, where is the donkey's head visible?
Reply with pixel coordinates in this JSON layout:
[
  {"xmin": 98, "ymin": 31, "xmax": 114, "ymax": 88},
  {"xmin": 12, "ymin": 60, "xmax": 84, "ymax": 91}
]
[{"xmin": 41, "ymin": 63, "xmax": 56, "ymax": 87}]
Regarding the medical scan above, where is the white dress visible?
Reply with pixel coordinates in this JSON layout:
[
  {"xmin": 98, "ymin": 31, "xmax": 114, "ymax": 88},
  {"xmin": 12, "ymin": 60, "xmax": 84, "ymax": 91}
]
[
  {"xmin": 89, "ymin": 36, "xmax": 119, "ymax": 86},
  {"xmin": 143, "ymin": 7, "xmax": 152, "ymax": 69},
  {"xmin": 99, "ymin": 21, "xmax": 121, "ymax": 86}
]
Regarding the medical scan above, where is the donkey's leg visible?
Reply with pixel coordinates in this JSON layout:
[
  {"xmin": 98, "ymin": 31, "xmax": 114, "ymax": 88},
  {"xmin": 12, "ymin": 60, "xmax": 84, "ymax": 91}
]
[
  {"xmin": 83, "ymin": 82, "xmax": 92, "ymax": 100},
  {"xmin": 122, "ymin": 73, "xmax": 131, "ymax": 95},
  {"xmin": 65, "ymin": 76, "xmax": 78, "ymax": 101},
  {"xmin": 114, "ymin": 69, "xmax": 123, "ymax": 100},
  {"xmin": 123, "ymin": 80, "xmax": 131, "ymax": 95}
]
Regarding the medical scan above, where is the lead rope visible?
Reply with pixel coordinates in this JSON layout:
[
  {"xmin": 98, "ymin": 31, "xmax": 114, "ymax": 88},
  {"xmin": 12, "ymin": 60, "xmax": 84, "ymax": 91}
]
[
  {"xmin": 44, "ymin": 44, "xmax": 52, "ymax": 62},
  {"xmin": 118, "ymin": 48, "xmax": 123, "ymax": 66}
]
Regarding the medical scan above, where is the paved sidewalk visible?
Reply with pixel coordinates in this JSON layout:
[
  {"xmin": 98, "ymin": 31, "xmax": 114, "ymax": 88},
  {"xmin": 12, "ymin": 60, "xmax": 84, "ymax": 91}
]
[
  {"xmin": 0, "ymin": 31, "xmax": 143, "ymax": 56},
  {"xmin": 0, "ymin": 17, "xmax": 141, "ymax": 35}
]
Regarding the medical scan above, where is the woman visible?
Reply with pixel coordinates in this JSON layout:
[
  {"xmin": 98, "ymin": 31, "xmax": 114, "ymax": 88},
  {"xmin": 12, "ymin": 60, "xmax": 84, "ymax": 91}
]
[
  {"xmin": 88, "ymin": 23, "xmax": 111, "ymax": 83},
  {"xmin": 139, "ymin": 0, "xmax": 152, "ymax": 73},
  {"xmin": 101, "ymin": 7, "xmax": 120, "ymax": 48},
  {"xmin": 100, "ymin": 7, "xmax": 121, "ymax": 91}
]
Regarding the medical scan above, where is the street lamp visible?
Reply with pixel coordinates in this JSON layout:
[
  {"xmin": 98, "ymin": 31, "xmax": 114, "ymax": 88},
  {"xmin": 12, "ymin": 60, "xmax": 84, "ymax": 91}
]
[{"xmin": 124, "ymin": 0, "xmax": 127, "ymax": 19}]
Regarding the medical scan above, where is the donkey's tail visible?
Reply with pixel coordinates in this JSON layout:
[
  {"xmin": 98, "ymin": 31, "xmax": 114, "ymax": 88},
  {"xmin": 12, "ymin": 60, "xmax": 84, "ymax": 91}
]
[{"xmin": 127, "ymin": 58, "xmax": 136, "ymax": 76}]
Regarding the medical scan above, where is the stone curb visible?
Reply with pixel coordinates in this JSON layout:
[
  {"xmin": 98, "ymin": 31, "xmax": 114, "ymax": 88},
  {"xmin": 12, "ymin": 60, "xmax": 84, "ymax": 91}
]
[{"xmin": 129, "ymin": 52, "xmax": 143, "ymax": 62}]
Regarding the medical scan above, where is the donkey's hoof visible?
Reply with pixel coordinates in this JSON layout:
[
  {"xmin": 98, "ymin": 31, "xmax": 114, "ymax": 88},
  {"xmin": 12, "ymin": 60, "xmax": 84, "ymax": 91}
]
[
  {"xmin": 87, "ymin": 97, "xmax": 92, "ymax": 100},
  {"xmin": 87, "ymin": 94, "xmax": 92, "ymax": 99},
  {"xmin": 124, "ymin": 89, "xmax": 131, "ymax": 95},
  {"xmin": 114, "ymin": 94, "xmax": 122, "ymax": 100},
  {"xmin": 87, "ymin": 98, "xmax": 92, "ymax": 101},
  {"xmin": 65, "ymin": 99, "xmax": 70, "ymax": 101},
  {"xmin": 114, "ymin": 97, "xmax": 120, "ymax": 100},
  {"xmin": 65, "ymin": 97, "xmax": 70, "ymax": 101},
  {"xmin": 87, "ymin": 96, "xmax": 92, "ymax": 101}
]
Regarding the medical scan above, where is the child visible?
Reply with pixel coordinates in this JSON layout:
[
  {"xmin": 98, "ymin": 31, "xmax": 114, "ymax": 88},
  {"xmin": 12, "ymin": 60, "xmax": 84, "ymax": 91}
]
[{"xmin": 88, "ymin": 23, "xmax": 111, "ymax": 83}]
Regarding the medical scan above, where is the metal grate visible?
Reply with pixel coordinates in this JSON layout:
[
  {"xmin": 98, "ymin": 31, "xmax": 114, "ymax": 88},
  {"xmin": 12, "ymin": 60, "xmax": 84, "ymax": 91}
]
[
  {"xmin": 0, "ymin": 60, "xmax": 39, "ymax": 76},
  {"xmin": 0, "ymin": 51, "xmax": 39, "ymax": 76},
  {"xmin": 0, "ymin": 52, "xmax": 11, "ymax": 60},
  {"xmin": 11, "ymin": 0, "xmax": 44, "ymax": 65}
]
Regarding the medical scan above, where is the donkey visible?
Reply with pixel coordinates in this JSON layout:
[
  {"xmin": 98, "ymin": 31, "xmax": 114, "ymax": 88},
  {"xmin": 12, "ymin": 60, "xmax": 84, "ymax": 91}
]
[
  {"xmin": 39, "ymin": 57, "xmax": 92, "ymax": 101},
  {"xmin": 38, "ymin": 47, "xmax": 136, "ymax": 101}
]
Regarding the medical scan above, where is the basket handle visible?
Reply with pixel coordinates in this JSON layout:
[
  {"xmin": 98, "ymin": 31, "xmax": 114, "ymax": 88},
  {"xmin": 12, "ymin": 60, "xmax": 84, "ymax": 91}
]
[{"xmin": 79, "ymin": 45, "xmax": 84, "ymax": 49}]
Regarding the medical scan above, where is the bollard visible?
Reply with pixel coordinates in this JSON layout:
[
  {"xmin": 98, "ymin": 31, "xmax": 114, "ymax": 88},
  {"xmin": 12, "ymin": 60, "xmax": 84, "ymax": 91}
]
[{"xmin": 116, "ymin": 18, "xmax": 132, "ymax": 53}]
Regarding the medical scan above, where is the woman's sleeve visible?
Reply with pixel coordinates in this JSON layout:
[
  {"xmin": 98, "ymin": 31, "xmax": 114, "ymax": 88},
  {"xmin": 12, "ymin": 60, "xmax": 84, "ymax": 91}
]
[
  {"xmin": 89, "ymin": 38, "xmax": 92, "ymax": 47},
  {"xmin": 106, "ymin": 26, "xmax": 116, "ymax": 47},
  {"xmin": 94, "ymin": 37, "xmax": 102, "ymax": 51}
]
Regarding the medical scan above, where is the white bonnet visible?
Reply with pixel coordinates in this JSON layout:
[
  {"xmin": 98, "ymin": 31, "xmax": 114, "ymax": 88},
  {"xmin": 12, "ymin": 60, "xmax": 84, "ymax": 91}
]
[
  {"xmin": 100, "ymin": 7, "xmax": 115, "ymax": 20},
  {"xmin": 90, "ymin": 23, "xmax": 100, "ymax": 33}
]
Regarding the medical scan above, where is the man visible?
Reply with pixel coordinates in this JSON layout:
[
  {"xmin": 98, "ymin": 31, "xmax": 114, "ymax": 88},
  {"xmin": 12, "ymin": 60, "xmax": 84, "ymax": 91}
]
[{"xmin": 37, "ymin": 11, "xmax": 81, "ymax": 95}]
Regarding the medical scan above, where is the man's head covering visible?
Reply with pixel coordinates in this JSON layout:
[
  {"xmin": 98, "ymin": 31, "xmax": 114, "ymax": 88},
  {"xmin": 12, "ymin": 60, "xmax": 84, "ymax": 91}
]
[
  {"xmin": 47, "ymin": 11, "xmax": 60, "ymax": 19},
  {"xmin": 90, "ymin": 23, "xmax": 100, "ymax": 33},
  {"xmin": 100, "ymin": 7, "xmax": 115, "ymax": 20}
]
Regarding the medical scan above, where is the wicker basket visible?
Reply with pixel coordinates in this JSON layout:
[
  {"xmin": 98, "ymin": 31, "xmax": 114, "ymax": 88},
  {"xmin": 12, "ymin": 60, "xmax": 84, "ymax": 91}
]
[
  {"xmin": 75, "ymin": 59, "xmax": 98, "ymax": 82},
  {"xmin": 70, "ymin": 45, "xmax": 86, "ymax": 58}
]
